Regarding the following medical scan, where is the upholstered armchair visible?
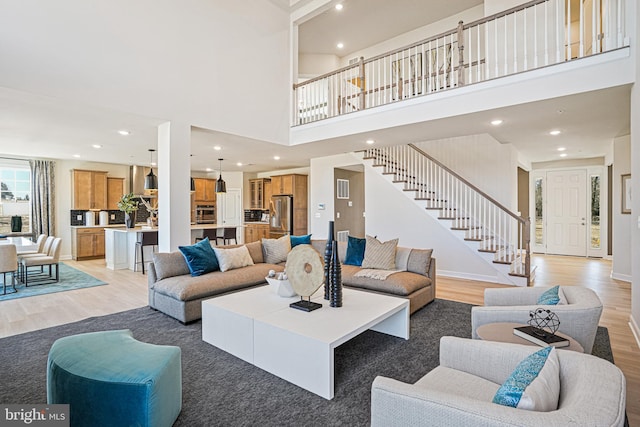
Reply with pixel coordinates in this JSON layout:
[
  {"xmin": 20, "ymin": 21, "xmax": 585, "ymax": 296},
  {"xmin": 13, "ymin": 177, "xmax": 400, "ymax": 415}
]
[
  {"xmin": 371, "ymin": 336, "xmax": 626, "ymax": 427},
  {"xmin": 471, "ymin": 286, "xmax": 603, "ymax": 353}
]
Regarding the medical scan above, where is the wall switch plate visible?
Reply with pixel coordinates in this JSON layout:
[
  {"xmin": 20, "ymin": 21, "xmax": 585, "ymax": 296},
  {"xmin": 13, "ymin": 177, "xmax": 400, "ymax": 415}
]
[
  {"xmin": 348, "ymin": 201, "xmax": 353, "ymax": 207},
  {"xmin": 76, "ymin": 215, "xmax": 82, "ymax": 221},
  {"xmin": 314, "ymin": 213, "xmax": 321, "ymax": 218},
  {"xmin": 111, "ymin": 214, "xmax": 116, "ymax": 220}
]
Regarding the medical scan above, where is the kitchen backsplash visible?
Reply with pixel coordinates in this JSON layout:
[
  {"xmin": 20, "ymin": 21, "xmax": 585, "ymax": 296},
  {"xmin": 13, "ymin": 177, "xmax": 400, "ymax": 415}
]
[{"xmin": 69, "ymin": 202, "xmax": 152, "ymax": 226}]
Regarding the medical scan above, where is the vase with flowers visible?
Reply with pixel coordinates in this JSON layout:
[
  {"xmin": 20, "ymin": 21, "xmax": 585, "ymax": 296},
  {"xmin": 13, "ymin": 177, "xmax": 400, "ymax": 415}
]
[{"xmin": 117, "ymin": 193, "xmax": 139, "ymax": 228}]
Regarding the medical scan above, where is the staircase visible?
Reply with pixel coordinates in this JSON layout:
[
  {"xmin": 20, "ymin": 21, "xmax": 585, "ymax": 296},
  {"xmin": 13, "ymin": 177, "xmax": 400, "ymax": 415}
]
[{"xmin": 360, "ymin": 144, "xmax": 533, "ymax": 287}]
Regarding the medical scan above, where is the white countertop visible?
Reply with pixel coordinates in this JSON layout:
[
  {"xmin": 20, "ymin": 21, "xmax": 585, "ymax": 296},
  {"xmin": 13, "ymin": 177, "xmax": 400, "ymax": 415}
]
[{"xmin": 104, "ymin": 224, "xmax": 244, "ymax": 233}]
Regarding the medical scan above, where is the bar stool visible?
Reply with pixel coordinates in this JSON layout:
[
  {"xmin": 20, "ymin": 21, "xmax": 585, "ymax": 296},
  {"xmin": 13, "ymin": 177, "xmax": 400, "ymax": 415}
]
[
  {"xmin": 135, "ymin": 231, "xmax": 158, "ymax": 274},
  {"xmin": 195, "ymin": 229, "xmax": 218, "ymax": 243},
  {"xmin": 216, "ymin": 227, "xmax": 237, "ymax": 246}
]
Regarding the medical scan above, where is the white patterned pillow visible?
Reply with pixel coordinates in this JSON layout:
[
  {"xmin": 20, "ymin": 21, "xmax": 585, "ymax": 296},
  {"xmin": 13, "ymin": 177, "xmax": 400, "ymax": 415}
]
[
  {"xmin": 262, "ymin": 235, "xmax": 291, "ymax": 264},
  {"xmin": 361, "ymin": 235, "xmax": 398, "ymax": 270},
  {"xmin": 212, "ymin": 245, "xmax": 254, "ymax": 272}
]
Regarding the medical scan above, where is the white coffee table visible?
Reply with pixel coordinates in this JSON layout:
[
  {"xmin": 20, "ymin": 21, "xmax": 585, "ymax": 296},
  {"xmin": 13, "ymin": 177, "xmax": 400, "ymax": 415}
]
[{"xmin": 202, "ymin": 285, "xmax": 409, "ymax": 400}]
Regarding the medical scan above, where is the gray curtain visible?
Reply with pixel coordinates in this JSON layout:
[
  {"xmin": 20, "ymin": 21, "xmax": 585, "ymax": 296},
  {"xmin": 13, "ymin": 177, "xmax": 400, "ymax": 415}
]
[{"xmin": 29, "ymin": 160, "xmax": 56, "ymax": 237}]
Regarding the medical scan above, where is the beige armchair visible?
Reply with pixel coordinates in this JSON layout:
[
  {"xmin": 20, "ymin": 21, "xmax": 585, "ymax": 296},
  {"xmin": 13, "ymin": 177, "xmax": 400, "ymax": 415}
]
[
  {"xmin": 371, "ymin": 336, "xmax": 626, "ymax": 427},
  {"xmin": 20, "ymin": 237, "xmax": 62, "ymax": 286},
  {"xmin": 471, "ymin": 286, "xmax": 603, "ymax": 353}
]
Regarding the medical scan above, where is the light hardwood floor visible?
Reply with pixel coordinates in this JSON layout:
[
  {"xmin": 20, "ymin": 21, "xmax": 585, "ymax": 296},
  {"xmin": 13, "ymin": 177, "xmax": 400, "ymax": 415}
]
[{"xmin": 1, "ymin": 255, "xmax": 637, "ymax": 425}]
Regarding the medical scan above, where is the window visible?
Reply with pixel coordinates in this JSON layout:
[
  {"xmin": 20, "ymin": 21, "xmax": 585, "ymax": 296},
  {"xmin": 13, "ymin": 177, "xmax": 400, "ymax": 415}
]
[
  {"xmin": 0, "ymin": 164, "xmax": 31, "ymax": 234},
  {"xmin": 590, "ymin": 175, "xmax": 600, "ymax": 249},
  {"xmin": 534, "ymin": 178, "xmax": 543, "ymax": 245}
]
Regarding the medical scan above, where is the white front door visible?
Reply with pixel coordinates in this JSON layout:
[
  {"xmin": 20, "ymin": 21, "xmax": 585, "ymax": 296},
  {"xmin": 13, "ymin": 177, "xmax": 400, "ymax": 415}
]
[{"xmin": 546, "ymin": 170, "xmax": 587, "ymax": 256}]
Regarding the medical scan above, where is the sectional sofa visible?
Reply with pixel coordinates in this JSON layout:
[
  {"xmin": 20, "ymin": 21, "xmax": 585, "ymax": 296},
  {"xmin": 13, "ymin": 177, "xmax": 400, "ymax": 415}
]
[{"xmin": 148, "ymin": 239, "xmax": 436, "ymax": 323}]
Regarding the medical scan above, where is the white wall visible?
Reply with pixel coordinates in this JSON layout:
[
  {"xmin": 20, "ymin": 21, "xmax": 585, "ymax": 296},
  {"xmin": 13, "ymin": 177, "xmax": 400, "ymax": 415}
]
[
  {"xmin": 630, "ymin": 0, "xmax": 640, "ymax": 340},
  {"xmin": 611, "ymin": 135, "xmax": 634, "ymax": 282},
  {"xmin": 414, "ymin": 134, "xmax": 518, "ymax": 210},
  {"xmin": 0, "ymin": 0, "xmax": 291, "ymax": 144},
  {"xmin": 310, "ymin": 152, "xmax": 504, "ymax": 282},
  {"xmin": 338, "ymin": 6, "xmax": 484, "ymax": 68},
  {"xmin": 299, "ymin": 54, "xmax": 341, "ymax": 77}
]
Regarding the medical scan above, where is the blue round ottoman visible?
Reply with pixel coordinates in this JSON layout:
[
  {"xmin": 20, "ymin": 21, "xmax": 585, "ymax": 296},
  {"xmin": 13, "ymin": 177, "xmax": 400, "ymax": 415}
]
[{"xmin": 47, "ymin": 329, "xmax": 182, "ymax": 427}]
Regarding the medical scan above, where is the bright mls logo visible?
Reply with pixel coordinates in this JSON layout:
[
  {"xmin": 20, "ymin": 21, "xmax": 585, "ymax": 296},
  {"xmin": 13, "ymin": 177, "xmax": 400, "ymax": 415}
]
[{"xmin": 0, "ymin": 405, "xmax": 69, "ymax": 427}]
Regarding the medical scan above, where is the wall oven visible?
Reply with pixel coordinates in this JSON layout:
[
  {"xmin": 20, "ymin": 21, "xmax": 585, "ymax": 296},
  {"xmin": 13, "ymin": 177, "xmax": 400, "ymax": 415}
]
[{"xmin": 196, "ymin": 205, "xmax": 216, "ymax": 224}]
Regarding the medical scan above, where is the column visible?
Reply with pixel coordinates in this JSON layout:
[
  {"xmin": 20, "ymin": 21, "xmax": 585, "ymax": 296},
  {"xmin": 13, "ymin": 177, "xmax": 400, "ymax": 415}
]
[{"xmin": 158, "ymin": 121, "xmax": 191, "ymax": 252}]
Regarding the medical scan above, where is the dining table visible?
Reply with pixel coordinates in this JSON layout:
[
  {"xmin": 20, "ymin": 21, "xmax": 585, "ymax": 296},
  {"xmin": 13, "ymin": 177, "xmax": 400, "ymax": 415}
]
[{"xmin": 0, "ymin": 236, "xmax": 38, "ymax": 253}]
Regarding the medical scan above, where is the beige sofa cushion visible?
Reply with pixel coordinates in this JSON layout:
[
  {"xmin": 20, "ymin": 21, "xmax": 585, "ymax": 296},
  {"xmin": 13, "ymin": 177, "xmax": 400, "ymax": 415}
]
[
  {"xmin": 153, "ymin": 263, "xmax": 284, "ymax": 302},
  {"xmin": 153, "ymin": 252, "xmax": 190, "ymax": 281},
  {"xmin": 341, "ymin": 264, "xmax": 431, "ymax": 296}
]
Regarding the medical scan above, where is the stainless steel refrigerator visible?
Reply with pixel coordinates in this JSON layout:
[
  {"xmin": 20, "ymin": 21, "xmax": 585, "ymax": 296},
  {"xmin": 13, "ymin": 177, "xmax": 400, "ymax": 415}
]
[{"xmin": 269, "ymin": 195, "xmax": 293, "ymax": 238}]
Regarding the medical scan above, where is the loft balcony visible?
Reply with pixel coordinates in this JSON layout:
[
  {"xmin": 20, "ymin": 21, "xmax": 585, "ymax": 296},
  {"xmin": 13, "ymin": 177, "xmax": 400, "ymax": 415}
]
[{"xmin": 291, "ymin": 0, "xmax": 630, "ymax": 138}]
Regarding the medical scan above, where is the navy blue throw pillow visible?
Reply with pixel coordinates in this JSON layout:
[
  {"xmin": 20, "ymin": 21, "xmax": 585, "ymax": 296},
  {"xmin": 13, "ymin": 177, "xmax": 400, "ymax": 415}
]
[
  {"xmin": 344, "ymin": 236, "xmax": 366, "ymax": 266},
  {"xmin": 178, "ymin": 237, "xmax": 219, "ymax": 276}
]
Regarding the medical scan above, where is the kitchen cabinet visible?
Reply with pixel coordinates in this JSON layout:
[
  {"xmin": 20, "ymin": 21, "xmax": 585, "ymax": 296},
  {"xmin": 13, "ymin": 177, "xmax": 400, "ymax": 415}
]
[
  {"xmin": 107, "ymin": 177, "xmax": 125, "ymax": 210},
  {"xmin": 72, "ymin": 227, "xmax": 105, "ymax": 260},
  {"xmin": 271, "ymin": 175, "xmax": 294, "ymax": 195},
  {"xmin": 194, "ymin": 178, "xmax": 216, "ymax": 203},
  {"xmin": 270, "ymin": 174, "xmax": 308, "ymax": 236},
  {"xmin": 244, "ymin": 223, "xmax": 270, "ymax": 243},
  {"xmin": 72, "ymin": 169, "xmax": 108, "ymax": 210},
  {"xmin": 249, "ymin": 178, "xmax": 271, "ymax": 209}
]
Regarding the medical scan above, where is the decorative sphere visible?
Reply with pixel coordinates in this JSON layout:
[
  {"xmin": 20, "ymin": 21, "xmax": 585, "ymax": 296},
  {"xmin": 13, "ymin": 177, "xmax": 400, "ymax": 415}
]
[{"xmin": 528, "ymin": 307, "xmax": 561, "ymax": 336}]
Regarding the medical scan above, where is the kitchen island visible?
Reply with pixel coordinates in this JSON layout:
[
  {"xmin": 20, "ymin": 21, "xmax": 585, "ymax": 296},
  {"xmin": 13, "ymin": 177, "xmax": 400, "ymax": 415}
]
[{"xmin": 104, "ymin": 224, "xmax": 241, "ymax": 271}]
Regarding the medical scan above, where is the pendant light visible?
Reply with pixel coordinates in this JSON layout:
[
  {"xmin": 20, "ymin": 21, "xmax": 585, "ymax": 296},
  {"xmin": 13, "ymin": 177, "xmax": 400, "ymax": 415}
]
[
  {"xmin": 144, "ymin": 149, "xmax": 158, "ymax": 192},
  {"xmin": 215, "ymin": 158, "xmax": 226, "ymax": 193}
]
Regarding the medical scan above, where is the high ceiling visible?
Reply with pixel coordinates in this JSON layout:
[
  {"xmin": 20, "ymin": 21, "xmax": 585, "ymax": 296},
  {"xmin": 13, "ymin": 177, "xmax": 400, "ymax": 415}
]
[{"xmin": 0, "ymin": 1, "xmax": 630, "ymax": 173}]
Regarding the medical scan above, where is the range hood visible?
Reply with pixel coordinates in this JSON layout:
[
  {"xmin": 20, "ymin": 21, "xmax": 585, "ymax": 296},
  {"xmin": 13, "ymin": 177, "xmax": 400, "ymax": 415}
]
[{"xmin": 130, "ymin": 165, "xmax": 157, "ymax": 197}]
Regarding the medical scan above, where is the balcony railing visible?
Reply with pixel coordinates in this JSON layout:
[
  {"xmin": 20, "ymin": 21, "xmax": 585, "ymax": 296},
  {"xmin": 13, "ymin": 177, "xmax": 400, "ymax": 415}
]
[{"xmin": 293, "ymin": 0, "xmax": 627, "ymax": 126}]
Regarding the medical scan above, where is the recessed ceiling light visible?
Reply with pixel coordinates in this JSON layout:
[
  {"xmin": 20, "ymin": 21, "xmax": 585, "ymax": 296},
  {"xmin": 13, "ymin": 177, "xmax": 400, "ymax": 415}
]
[
  {"xmin": 72, "ymin": 154, "xmax": 81, "ymax": 158},
  {"xmin": 491, "ymin": 119, "xmax": 503, "ymax": 126},
  {"xmin": 213, "ymin": 146, "xmax": 222, "ymax": 151},
  {"xmin": 337, "ymin": 42, "xmax": 344, "ymax": 49},
  {"xmin": 559, "ymin": 153, "xmax": 568, "ymax": 157},
  {"xmin": 549, "ymin": 130, "xmax": 561, "ymax": 136},
  {"xmin": 366, "ymin": 139, "xmax": 375, "ymax": 145},
  {"xmin": 205, "ymin": 168, "xmax": 213, "ymax": 172},
  {"xmin": 236, "ymin": 162, "xmax": 243, "ymax": 166},
  {"xmin": 335, "ymin": 4, "xmax": 343, "ymax": 10},
  {"xmin": 118, "ymin": 130, "xmax": 131, "ymax": 136},
  {"xmin": 274, "ymin": 156, "xmax": 281, "ymax": 160},
  {"xmin": 92, "ymin": 144, "xmax": 102, "ymax": 149},
  {"xmin": 557, "ymin": 147, "xmax": 566, "ymax": 151}
]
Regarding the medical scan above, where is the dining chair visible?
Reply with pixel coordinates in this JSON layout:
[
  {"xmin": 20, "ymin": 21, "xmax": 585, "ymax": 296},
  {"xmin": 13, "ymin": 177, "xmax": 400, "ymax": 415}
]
[
  {"xmin": 0, "ymin": 244, "xmax": 18, "ymax": 295},
  {"xmin": 16, "ymin": 234, "xmax": 46, "ymax": 256},
  {"xmin": 20, "ymin": 237, "xmax": 62, "ymax": 286}
]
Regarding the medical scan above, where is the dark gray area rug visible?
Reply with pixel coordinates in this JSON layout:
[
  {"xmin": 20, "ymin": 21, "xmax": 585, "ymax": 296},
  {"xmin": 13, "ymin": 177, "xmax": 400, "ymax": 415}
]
[{"xmin": 0, "ymin": 299, "xmax": 617, "ymax": 426}]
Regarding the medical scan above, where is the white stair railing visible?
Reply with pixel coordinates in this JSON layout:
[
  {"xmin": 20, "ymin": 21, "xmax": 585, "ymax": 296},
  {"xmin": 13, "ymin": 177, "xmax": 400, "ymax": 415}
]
[
  {"xmin": 364, "ymin": 144, "xmax": 531, "ymax": 282},
  {"xmin": 293, "ymin": 0, "xmax": 627, "ymax": 126}
]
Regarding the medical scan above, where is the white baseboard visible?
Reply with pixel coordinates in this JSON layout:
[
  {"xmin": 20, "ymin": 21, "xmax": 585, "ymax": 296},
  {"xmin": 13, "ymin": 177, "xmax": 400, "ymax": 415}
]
[
  {"xmin": 610, "ymin": 272, "xmax": 632, "ymax": 283},
  {"xmin": 60, "ymin": 255, "xmax": 73, "ymax": 261},
  {"xmin": 630, "ymin": 315, "xmax": 640, "ymax": 350}
]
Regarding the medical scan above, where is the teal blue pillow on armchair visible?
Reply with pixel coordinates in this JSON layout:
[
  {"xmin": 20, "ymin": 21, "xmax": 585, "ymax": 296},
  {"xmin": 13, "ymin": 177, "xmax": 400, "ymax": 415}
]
[
  {"xmin": 344, "ymin": 236, "xmax": 366, "ymax": 266},
  {"xmin": 178, "ymin": 237, "xmax": 219, "ymax": 276}
]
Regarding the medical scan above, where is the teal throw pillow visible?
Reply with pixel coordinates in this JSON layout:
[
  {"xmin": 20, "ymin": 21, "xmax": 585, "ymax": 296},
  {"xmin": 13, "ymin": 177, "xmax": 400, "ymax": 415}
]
[
  {"xmin": 290, "ymin": 234, "xmax": 311, "ymax": 248},
  {"xmin": 537, "ymin": 285, "xmax": 561, "ymax": 305},
  {"xmin": 344, "ymin": 236, "xmax": 366, "ymax": 266},
  {"xmin": 178, "ymin": 237, "xmax": 219, "ymax": 276},
  {"xmin": 492, "ymin": 346, "xmax": 560, "ymax": 411}
]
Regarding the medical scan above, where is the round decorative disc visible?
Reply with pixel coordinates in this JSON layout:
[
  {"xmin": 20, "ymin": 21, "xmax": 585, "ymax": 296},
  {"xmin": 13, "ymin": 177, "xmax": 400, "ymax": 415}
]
[{"xmin": 285, "ymin": 245, "xmax": 324, "ymax": 298}]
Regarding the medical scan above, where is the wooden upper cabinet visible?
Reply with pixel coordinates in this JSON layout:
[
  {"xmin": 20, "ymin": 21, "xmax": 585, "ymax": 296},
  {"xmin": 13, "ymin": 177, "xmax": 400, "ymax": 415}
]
[
  {"xmin": 107, "ymin": 177, "xmax": 125, "ymax": 210},
  {"xmin": 72, "ymin": 169, "xmax": 108, "ymax": 210},
  {"xmin": 271, "ymin": 175, "xmax": 295, "ymax": 195},
  {"xmin": 249, "ymin": 178, "xmax": 271, "ymax": 209},
  {"xmin": 194, "ymin": 178, "xmax": 216, "ymax": 203}
]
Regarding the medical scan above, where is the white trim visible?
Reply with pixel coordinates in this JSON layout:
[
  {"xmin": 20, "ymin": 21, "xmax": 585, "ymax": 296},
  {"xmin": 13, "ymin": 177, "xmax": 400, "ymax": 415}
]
[
  {"xmin": 610, "ymin": 272, "xmax": 632, "ymax": 282},
  {"xmin": 629, "ymin": 315, "xmax": 640, "ymax": 350}
]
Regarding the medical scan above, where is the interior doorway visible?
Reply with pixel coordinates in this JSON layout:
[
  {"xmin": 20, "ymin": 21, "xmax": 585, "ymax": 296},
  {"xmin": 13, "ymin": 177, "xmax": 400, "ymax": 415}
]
[{"xmin": 334, "ymin": 165, "xmax": 365, "ymax": 241}]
